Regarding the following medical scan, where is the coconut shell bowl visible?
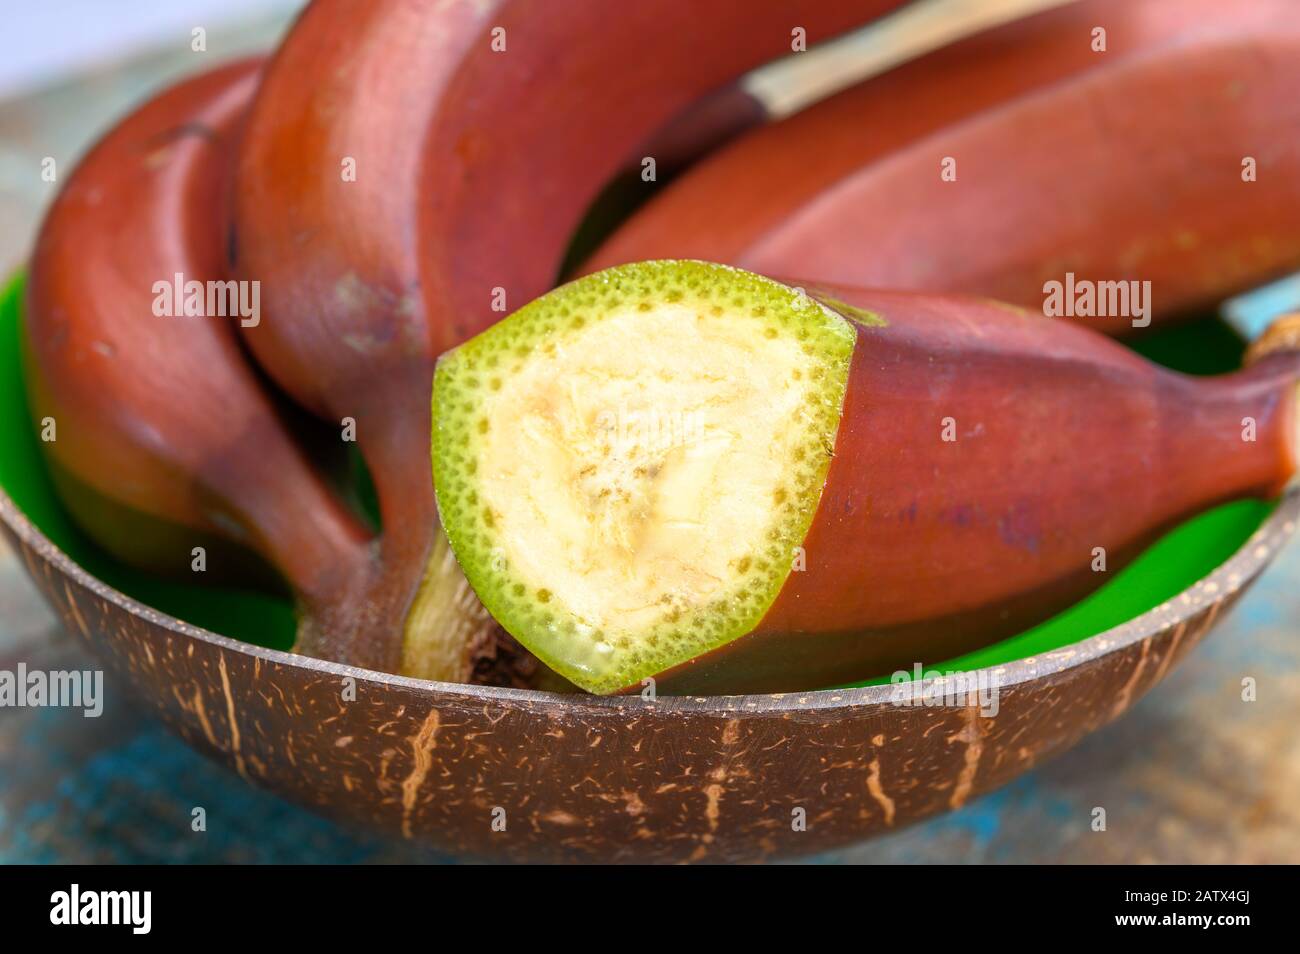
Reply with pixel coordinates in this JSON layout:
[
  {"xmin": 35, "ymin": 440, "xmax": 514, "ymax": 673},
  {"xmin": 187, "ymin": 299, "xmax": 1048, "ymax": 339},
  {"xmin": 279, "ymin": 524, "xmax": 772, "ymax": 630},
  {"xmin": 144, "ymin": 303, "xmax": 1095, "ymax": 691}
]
[{"xmin": 1, "ymin": 275, "xmax": 1296, "ymax": 862}]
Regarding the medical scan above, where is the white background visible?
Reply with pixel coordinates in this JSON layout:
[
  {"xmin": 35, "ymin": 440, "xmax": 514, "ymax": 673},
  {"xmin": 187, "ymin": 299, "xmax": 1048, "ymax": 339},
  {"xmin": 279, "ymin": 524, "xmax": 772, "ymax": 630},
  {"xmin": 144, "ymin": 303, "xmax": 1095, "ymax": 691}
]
[{"xmin": 0, "ymin": 0, "xmax": 304, "ymax": 98}]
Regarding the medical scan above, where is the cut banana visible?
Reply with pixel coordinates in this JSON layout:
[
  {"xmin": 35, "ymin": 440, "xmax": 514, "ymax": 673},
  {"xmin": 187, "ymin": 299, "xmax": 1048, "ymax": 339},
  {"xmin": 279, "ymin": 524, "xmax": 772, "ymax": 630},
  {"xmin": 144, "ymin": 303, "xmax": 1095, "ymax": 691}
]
[{"xmin": 433, "ymin": 261, "xmax": 853, "ymax": 693}]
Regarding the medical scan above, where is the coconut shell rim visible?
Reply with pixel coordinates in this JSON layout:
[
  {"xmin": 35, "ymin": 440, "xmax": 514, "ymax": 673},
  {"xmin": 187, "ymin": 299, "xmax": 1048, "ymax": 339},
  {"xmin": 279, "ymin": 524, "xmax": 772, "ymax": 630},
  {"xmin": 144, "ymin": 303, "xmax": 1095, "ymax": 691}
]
[{"xmin": 2, "ymin": 483, "xmax": 1295, "ymax": 714}]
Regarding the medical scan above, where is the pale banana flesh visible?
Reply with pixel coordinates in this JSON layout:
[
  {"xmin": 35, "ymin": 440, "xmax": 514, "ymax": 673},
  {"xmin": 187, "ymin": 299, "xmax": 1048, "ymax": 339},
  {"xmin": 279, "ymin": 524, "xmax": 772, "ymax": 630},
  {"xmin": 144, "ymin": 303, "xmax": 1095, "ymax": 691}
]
[{"xmin": 433, "ymin": 261, "xmax": 853, "ymax": 693}]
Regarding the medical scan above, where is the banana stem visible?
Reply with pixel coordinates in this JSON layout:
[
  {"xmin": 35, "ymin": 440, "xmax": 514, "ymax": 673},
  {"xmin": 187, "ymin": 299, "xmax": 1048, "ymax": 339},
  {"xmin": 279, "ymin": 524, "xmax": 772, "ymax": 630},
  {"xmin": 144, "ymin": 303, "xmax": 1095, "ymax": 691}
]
[
  {"xmin": 1244, "ymin": 312, "xmax": 1300, "ymax": 366},
  {"xmin": 400, "ymin": 529, "xmax": 562, "ymax": 688},
  {"xmin": 400, "ymin": 530, "xmax": 496, "ymax": 681},
  {"xmin": 1242, "ymin": 312, "xmax": 1300, "ymax": 483}
]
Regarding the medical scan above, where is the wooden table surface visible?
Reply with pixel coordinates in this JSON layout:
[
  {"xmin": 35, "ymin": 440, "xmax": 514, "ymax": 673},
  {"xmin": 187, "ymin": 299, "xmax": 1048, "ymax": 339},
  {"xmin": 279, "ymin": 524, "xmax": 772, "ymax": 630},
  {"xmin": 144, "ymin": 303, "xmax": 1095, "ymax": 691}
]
[{"xmin": 2, "ymin": 0, "xmax": 1298, "ymax": 864}]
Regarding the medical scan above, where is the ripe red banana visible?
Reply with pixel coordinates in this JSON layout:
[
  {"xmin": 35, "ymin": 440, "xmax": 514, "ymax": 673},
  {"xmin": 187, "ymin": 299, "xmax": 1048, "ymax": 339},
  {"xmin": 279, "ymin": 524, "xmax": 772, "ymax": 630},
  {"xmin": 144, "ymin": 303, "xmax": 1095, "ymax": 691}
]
[
  {"xmin": 586, "ymin": 0, "xmax": 1300, "ymax": 332},
  {"xmin": 23, "ymin": 61, "xmax": 373, "ymax": 644},
  {"xmin": 431, "ymin": 261, "xmax": 1300, "ymax": 694},
  {"xmin": 232, "ymin": 0, "xmax": 911, "ymax": 675}
]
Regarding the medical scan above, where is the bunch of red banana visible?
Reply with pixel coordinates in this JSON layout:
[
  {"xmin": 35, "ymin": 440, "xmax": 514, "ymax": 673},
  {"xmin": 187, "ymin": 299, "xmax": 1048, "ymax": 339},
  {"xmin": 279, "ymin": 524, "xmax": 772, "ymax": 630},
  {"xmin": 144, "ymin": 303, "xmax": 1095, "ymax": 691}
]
[
  {"xmin": 23, "ymin": 0, "xmax": 908, "ymax": 682},
  {"xmin": 23, "ymin": 0, "xmax": 1300, "ymax": 693},
  {"xmin": 587, "ymin": 0, "xmax": 1300, "ymax": 332}
]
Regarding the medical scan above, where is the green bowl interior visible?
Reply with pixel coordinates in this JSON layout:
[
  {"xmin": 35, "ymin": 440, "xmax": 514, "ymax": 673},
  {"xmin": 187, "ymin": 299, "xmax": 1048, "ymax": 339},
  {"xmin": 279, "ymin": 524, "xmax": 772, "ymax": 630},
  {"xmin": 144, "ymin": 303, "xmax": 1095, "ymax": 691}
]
[
  {"xmin": 0, "ymin": 272, "xmax": 1273, "ymax": 683},
  {"xmin": 0, "ymin": 274, "xmax": 297, "ymax": 650}
]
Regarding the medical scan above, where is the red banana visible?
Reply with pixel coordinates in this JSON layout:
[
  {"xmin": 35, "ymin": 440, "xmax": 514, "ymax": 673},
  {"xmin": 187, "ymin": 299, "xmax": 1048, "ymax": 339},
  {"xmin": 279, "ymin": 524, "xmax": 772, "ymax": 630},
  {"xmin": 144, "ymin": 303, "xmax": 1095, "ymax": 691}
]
[
  {"xmin": 23, "ymin": 61, "xmax": 373, "ymax": 641},
  {"xmin": 431, "ymin": 261, "xmax": 1300, "ymax": 694},
  {"xmin": 23, "ymin": 61, "xmax": 541, "ymax": 687},
  {"xmin": 232, "ymin": 0, "xmax": 911, "ymax": 674},
  {"xmin": 586, "ymin": 0, "xmax": 1300, "ymax": 333}
]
